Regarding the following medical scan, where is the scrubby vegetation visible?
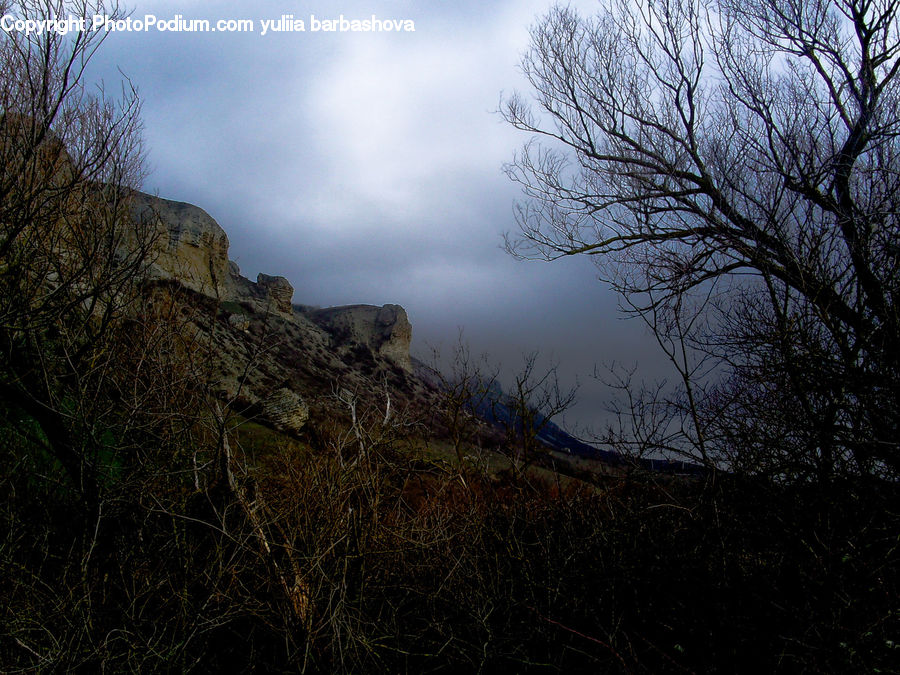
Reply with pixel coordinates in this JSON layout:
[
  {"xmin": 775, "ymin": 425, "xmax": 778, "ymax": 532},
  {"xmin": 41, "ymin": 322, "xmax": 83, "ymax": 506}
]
[{"xmin": 3, "ymin": 392, "xmax": 898, "ymax": 672}]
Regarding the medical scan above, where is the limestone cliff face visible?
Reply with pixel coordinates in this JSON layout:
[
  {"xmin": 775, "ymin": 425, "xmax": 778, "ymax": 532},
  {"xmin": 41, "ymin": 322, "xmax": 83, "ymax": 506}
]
[
  {"xmin": 132, "ymin": 192, "xmax": 230, "ymax": 297},
  {"xmin": 311, "ymin": 304, "xmax": 413, "ymax": 372},
  {"xmin": 134, "ymin": 191, "xmax": 415, "ymax": 375},
  {"xmin": 374, "ymin": 304, "xmax": 413, "ymax": 370}
]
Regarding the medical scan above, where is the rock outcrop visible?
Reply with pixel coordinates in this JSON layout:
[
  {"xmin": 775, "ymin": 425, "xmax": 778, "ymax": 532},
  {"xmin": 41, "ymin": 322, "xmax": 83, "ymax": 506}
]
[
  {"xmin": 256, "ymin": 273, "xmax": 294, "ymax": 314},
  {"xmin": 133, "ymin": 193, "xmax": 230, "ymax": 297},
  {"xmin": 311, "ymin": 304, "xmax": 413, "ymax": 372},
  {"xmin": 132, "ymin": 190, "xmax": 416, "ymax": 427},
  {"xmin": 373, "ymin": 304, "xmax": 413, "ymax": 369}
]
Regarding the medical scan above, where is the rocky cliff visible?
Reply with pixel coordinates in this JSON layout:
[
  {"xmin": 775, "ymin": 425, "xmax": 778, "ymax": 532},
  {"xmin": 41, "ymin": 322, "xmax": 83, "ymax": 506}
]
[
  {"xmin": 256, "ymin": 273, "xmax": 294, "ymax": 315},
  {"xmin": 310, "ymin": 304, "xmax": 413, "ymax": 372},
  {"xmin": 132, "ymin": 191, "xmax": 417, "ymax": 432},
  {"xmin": 133, "ymin": 193, "xmax": 230, "ymax": 297},
  {"xmin": 134, "ymin": 191, "xmax": 412, "ymax": 368}
]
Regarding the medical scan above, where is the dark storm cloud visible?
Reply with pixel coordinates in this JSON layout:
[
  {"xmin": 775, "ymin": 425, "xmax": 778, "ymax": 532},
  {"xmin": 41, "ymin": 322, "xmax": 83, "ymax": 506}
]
[{"xmin": 84, "ymin": 0, "xmax": 669, "ymax": 434}]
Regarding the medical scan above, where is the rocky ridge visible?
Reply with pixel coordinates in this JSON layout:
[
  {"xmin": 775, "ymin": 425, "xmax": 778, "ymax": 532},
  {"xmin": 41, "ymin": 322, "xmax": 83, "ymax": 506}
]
[
  {"xmin": 133, "ymin": 191, "xmax": 419, "ymax": 434},
  {"xmin": 310, "ymin": 304, "xmax": 413, "ymax": 372},
  {"xmin": 133, "ymin": 192, "xmax": 231, "ymax": 297}
]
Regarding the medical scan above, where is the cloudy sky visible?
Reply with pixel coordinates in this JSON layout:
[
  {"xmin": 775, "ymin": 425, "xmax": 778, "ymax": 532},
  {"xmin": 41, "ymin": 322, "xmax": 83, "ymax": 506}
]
[{"xmin": 84, "ymin": 0, "xmax": 669, "ymax": 437}]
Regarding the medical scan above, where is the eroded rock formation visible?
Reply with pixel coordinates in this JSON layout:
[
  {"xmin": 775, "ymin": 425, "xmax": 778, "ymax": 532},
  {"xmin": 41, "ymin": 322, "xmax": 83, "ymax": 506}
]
[
  {"xmin": 132, "ymin": 190, "xmax": 417, "ymax": 433},
  {"xmin": 132, "ymin": 193, "xmax": 230, "ymax": 297},
  {"xmin": 310, "ymin": 304, "xmax": 413, "ymax": 372},
  {"xmin": 256, "ymin": 273, "xmax": 294, "ymax": 314},
  {"xmin": 260, "ymin": 387, "xmax": 309, "ymax": 434}
]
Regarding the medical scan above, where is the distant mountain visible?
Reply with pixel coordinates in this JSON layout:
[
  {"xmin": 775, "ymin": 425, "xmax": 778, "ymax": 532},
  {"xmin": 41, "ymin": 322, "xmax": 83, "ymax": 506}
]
[
  {"xmin": 536, "ymin": 416, "xmax": 708, "ymax": 475},
  {"xmin": 471, "ymin": 383, "xmax": 707, "ymax": 475}
]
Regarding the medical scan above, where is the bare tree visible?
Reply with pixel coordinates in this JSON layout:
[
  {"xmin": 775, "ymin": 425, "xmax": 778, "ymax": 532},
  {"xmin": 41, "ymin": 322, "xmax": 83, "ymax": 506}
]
[
  {"xmin": 0, "ymin": 3, "xmax": 178, "ymax": 665},
  {"xmin": 428, "ymin": 330, "xmax": 499, "ymax": 465},
  {"xmin": 0, "ymin": 0, "xmax": 150, "ymax": 505},
  {"xmin": 503, "ymin": 0, "xmax": 900, "ymax": 479},
  {"xmin": 494, "ymin": 351, "xmax": 578, "ymax": 476}
]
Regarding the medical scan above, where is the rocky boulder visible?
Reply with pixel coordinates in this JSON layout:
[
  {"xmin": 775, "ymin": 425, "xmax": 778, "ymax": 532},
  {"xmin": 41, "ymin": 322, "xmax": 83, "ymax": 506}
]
[{"xmin": 260, "ymin": 387, "xmax": 309, "ymax": 434}]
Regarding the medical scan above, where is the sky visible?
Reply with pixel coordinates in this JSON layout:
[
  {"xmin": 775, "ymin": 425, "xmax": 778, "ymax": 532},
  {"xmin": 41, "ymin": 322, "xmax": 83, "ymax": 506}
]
[{"xmin": 82, "ymin": 0, "xmax": 670, "ymax": 438}]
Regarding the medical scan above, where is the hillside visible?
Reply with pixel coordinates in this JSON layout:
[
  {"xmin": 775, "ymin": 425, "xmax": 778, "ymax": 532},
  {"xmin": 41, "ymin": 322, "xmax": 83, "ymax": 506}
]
[
  {"xmin": 132, "ymin": 192, "xmax": 429, "ymax": 422},
  {"xmin": 3, "ymin": 175, "xmax": 896, "ymax": 675},
  {"xmin": 131, "ymin": 191, "xmax": 627, "ymax": 482}
]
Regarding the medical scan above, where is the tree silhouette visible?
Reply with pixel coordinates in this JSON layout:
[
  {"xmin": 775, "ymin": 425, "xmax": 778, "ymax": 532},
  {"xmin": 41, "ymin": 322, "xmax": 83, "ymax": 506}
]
[{"xmin": 504, "ymin": 0, "xmax": 900, "ymax": 480}]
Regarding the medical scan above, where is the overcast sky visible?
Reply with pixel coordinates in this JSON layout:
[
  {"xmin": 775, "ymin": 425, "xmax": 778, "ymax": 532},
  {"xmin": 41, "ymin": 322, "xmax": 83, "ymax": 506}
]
[{"xmin": 84, "ymin": 0, "xmax": 669, "ymax": 437}]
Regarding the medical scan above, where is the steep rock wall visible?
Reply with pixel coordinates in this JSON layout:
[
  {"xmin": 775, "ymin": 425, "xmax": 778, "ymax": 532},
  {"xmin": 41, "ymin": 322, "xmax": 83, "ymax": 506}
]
[
  {"xmin": 132, "ymin": 192, "xmax": 230, "ymax": 297},
  {"xmin": 310, "ymin": 304, "xmax": 413, "ymax": 372},
  {"xmin": 132, "ymin": 192, "xmax": 414, "ymax": 373}
]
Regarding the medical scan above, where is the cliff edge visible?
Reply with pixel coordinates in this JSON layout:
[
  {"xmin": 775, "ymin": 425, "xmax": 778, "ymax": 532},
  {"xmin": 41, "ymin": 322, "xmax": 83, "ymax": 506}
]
[{"xmin": 132, "ymin": 191, "xmax": 413, "ymax": 373}]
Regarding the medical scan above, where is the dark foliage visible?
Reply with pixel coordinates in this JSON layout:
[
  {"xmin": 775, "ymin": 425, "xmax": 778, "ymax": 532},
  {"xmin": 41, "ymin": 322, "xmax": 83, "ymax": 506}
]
[{"xmin": 4, "ymin": 406, "xmax": 896, "ymax": 673}]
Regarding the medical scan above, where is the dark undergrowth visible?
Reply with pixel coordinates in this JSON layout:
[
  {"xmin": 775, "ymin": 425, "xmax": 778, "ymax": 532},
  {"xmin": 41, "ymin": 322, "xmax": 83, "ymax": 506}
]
[{"xmin": 1, "ymin": 408, "xmax": 897, "ymax": 674}]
